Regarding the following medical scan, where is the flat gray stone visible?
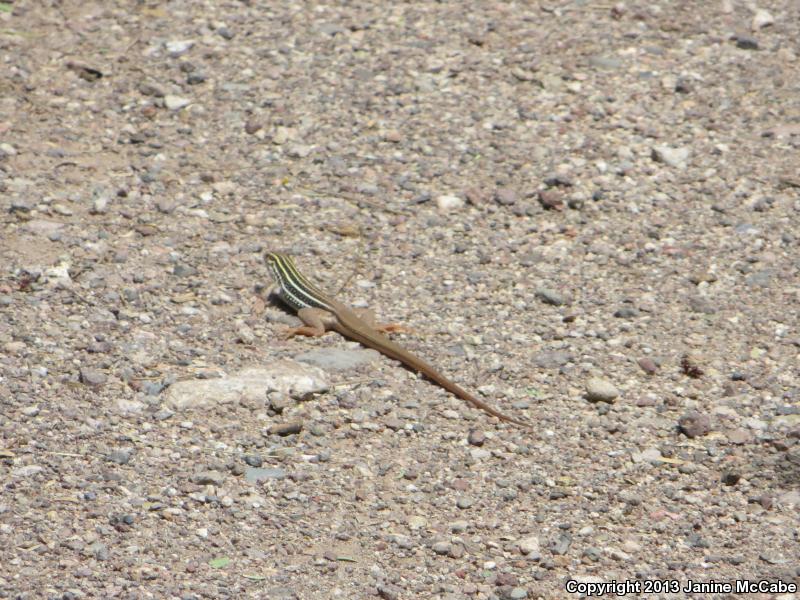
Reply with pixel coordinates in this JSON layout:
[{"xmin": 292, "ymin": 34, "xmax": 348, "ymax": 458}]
[
  {"xmin": 588, "ymin": 55, "xmax": 623, "ymax": 69},
  {"xmin": 244, "ymin": 467, "xmax": 287, "ymax": 483},
  {"xmin": 295, "ymin": 348, "xmax": 378, "ymax": 371},
  {"xmin": 533, "ymin": 350, "xmax": 572, "ymax": 369},
  {"xmin": 23, "ymin": 219, "xmax": 65, "ymax": 237},
  {"xmin": 535, "ymin": 288, "xmax": 568, "ymax": 306}
]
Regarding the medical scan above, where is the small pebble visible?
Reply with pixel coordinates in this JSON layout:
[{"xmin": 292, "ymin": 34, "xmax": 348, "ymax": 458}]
[
  {"xmin": 721, "ymin": 471, "xmax": 741, "ymax": 486},
  {"xmin": 538, "ymin": 190, "xmax": 564, "ymax": 210},
  {"xmin": 79, "ymin": 368, "xmax": 107, "ymax": 387},
  {"xmin": 585, "ymin": 377, "xmax": 619, "ymax": 403},
  {"xmin": 217, "ymin": 27, "xmax": 235, "ymax": 40},
  {"xmin": 494, "ymin": 188, "xmax": 517, "ymax": 205},
  {"xmin": 268, "ymin": 422, "xmax": 303, "ymax": 436},
  {"xmin": 726, "ymin": 428, "xmax": 753, "ymax": 445},
  {"xmin": 107, "ymin": 448, "xmax": 133, "ymax": 465},
  {"xmin": 467, "ymin": 429, "xmax": 486, "ymax": 446},
  {"xmin": 244, "ymin": 467, "xmax": 286, "ymax": 483},
  {"xmin": 751, "ymin": 9, "xmax": 774, "ymax": 31},
  {"xmin": 432, "ymin": 541, "xmax": 451, "ymax": 555},
  {"xmin": 735, "ymin": 35, "xmax": 759, "ymax": 50},
  {"xmin": 518, "ymin": 536, "xmax": 540, "ymax": 557},
  {"xmin": 651, "ymin": 144, "xmax": 690, "ymax": 168},
  {"xmin": 164, "ymin": 95, "xmax": 191, "ymax": 110},
  {"xmin": 436, "ymin": 194, "xmax": 464, "ymax": 211},
  {"xmin": 535, "ymin": 288, "xmax": 567, "ymax": 306},
  {"xmin": 637, "ymin": 357, "xmax": 658, "ymax": 374},
  {"xmin": 165, "ymin": 39, "xmax": 195, "ymax": 56},
  {"xmin": 286, "ymin": 144, "xmax": 313, "ymax": 158},
  {"xmin": 679, "ymin": 411, "xmax": 711, "ymax": 438},
  {"xmin": 191, "ymin": 470, "xmax": 225, "ymax": 486},
  {"xmin": 456, "ymin": 496, "xmax": 474, "ymax": 509}
]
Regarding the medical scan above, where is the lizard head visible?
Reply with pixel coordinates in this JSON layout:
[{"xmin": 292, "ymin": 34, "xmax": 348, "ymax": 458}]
[{"xmin": 265, "ymin": 252, "xmax": 290, "ymax": 281}]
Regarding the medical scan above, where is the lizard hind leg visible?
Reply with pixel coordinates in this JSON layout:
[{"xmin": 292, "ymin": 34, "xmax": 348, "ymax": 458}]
[
  {"xmin": 375, "ymin": 323, "xmax": 418, "ymax": 335},
  {"xmin": 283, "ymin": 325, "xmax": 326, "ymax": 340},
  {"xmin": 353, "ymin": 308, "xmax": 418, "ymax": 335}
]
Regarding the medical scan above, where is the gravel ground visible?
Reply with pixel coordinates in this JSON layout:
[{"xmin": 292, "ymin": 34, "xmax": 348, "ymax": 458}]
[{"xmin": 1, "ymin": 1, "xmax": 799, "ymax": 599}]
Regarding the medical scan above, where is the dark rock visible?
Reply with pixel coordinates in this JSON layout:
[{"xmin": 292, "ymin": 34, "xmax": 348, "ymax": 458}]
[
  {"xmin": 637, "ymin": 358, "xmax": 658, "ymax": 374},
  {"xmin": 538, "ymin": 190, "xmax": 564, "ymax": 210},
  {"xmin": 243, "ymin": 455, "xmax": 263, "ymax": 467},
  {"xmin": 721, "ymin": 471, "xmax": 741, "ymax": 486},
  {"xmin": 468, "ymin": 429, "xmax": 486, "ymax": 446},
  {"xmin": 268, "ymin": 422, "xmax": 303, "ymax": 436},
  {"xmin": 535, "ymin": 288, "xmax": 567, "ymax": 306},
  {"xmin": 679, "ymin": 411, "xmax": 711, "ymax": 438},
  {"xmin": 734, "ymin": 36, "xmax": 759, "ymax": 50}
]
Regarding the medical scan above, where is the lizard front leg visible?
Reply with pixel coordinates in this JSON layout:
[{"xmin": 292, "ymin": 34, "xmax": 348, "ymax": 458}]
[{"xmin": 284, "ymin": 307, "xmax": 339, "ymax": 339}]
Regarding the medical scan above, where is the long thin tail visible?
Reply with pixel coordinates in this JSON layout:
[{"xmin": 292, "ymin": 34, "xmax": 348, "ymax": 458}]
[{"xmin": 336, "ymin": 321, "xmax": 529, "ymax": 427}]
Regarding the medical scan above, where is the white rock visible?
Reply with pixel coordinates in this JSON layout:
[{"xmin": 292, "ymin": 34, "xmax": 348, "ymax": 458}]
[
  {"xmin": 518, "ymin": 535, "xmax": 541, "ymax": 556},
  {"xmin": 752, "ymin": 9, "xmax": 774, "ymax": 31},
  {"xmin": 165, "ymin": 39, "xmax": 195, "ymax": 57},
  {"xmin": 435, "ymin": 194, "xmax": 464, "ymax": 211},
  {"xmin": 651, "ymin": 145, "xmax": 690, "ymax": 168},
  {"xmin": 164, "ymin": 360, "xmax": 330, "ymax": 410},
  {"xmin": 0, "ymin": 143, "xmax": 17, "ymax": 156},
  {"xmin": 164, "ymin": 95, "xmax": 191, "ymax": 110}
]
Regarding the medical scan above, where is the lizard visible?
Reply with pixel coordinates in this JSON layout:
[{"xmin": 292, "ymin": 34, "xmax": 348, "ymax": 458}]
[{"xmin": 264, "ymin": 252, "xmax": 528, "ymax": 427}]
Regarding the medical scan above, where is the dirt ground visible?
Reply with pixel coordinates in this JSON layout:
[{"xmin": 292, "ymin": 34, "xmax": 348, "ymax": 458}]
[{"xmin": 1, "ymin": 1, "xmax": 799, "ymax": 598}]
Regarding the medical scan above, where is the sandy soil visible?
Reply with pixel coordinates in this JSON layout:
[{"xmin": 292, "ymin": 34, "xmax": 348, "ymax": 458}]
[{"xmin": 1, "ymin": 1, "xmax": 798, "ymax": 598}]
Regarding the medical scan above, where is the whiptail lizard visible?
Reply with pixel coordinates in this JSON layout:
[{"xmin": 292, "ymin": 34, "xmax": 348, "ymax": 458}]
[{"xmin": 265, "ymin": 252, "xmax": 528, "ymax": 427}]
